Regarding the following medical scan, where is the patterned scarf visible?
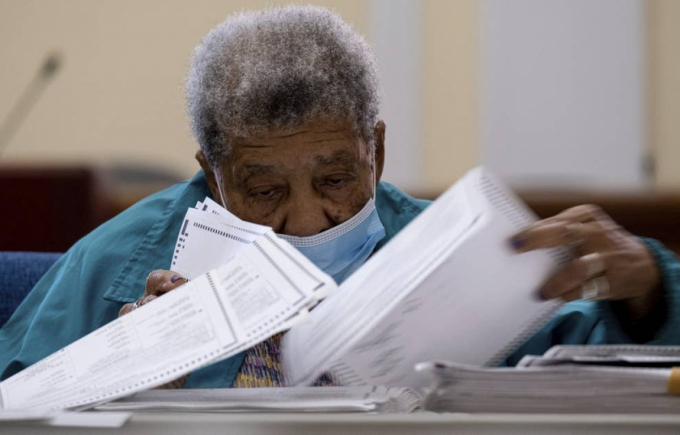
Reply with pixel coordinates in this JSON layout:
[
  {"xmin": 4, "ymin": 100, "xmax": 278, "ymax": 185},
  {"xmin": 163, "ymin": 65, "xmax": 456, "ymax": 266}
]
[{"xmin": 232, "ymin": 333, "xmax": 339, "ymax": 388}]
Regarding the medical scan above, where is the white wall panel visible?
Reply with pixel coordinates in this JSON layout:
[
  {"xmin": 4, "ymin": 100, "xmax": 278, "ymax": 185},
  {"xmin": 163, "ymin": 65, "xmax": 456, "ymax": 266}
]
[
  {"xmin": 369, "ymin": 0, "xmax": 423, "ymax": 191},
  {"xmin": 480, "ymin": 0, "xmax": 646, "ymax": 189}
]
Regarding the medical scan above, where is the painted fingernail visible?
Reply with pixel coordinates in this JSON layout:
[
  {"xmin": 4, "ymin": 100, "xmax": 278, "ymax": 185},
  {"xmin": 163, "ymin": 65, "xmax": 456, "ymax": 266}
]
[
  {"xmin": 170, "ymin": 275, "xmax": 182, "ymax": 283},
  {"xmin": 510, "ymin": 237, "xmax": 525, "ymax": 250}
]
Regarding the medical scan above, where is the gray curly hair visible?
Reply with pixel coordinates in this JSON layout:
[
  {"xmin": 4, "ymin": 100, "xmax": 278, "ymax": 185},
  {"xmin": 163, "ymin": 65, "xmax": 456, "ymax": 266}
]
[{"xmin": 186, "ymin": 5, "xmax": 381, "ymax": 168}]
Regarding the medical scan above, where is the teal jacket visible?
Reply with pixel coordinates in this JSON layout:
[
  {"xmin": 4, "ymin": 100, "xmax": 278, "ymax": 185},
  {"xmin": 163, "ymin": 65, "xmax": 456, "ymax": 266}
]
[{"xmin": 2, "ymin": 171, "xmax": 679, "ymax": 385}]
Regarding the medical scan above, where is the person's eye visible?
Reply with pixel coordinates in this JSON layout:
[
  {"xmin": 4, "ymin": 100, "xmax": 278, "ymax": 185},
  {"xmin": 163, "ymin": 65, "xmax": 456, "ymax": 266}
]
[
  {"xmin": 249, "ymin": 186, "xmax": 283, "ymax": 200},
  {"xmin": 323, "ymin": 175, "xmax": 351, "ymax": 189}
]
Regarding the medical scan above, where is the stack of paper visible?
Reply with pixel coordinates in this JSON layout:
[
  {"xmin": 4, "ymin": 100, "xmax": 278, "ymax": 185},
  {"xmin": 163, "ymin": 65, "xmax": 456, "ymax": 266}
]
[
  {"xmin": 418, "ymin": 346, "xmax": 680, "ymax": 414},
  {"xmin": 94, "ymin": 386, "xmax": 422, "ymax": 414},
  {"xmin": 170, "ymin": 198, "xmax": 267, "ymax": 280},
  {"xmin": 518, "ymin": 345, "xmax": 680, "ymax": 368}
]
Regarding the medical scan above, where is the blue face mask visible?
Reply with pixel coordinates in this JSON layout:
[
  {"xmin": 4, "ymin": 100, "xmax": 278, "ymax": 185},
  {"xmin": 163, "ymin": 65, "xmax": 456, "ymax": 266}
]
[
  {"xmin": 214, "ymin": 163, "xmax": 386, "ymax": 285},
  {"xmin": 277, "ymin": 197, "xmax": 386, "ymax": 284}
]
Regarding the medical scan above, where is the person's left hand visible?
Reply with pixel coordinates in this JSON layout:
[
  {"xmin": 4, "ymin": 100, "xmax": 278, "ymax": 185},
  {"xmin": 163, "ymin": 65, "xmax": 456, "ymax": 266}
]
[{"xmin": 510, "ymin": 204, "xmax": 662, "ymax": 320}]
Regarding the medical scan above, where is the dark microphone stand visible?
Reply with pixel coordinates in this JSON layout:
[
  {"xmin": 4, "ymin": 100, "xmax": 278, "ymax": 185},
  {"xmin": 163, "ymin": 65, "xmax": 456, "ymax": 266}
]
[{"xmin": 0, "ymin": 52, "xmax": 63, "ymax": 157}]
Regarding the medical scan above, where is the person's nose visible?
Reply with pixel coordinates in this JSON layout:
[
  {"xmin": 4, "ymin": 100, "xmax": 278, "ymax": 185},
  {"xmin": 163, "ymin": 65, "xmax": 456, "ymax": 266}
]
[{"xmin": 281, "ymin": 195, "xmax": 332, "ymax": 237}]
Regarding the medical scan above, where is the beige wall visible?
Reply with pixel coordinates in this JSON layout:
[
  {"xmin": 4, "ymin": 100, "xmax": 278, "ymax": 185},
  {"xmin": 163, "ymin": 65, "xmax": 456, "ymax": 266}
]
[
  {"xmin": 422, "ymin": 0, "xmax": 478, "ymax": 192},
  {"xmin": 0, "ymin": 0, "xmax": 368, "ymax": 179},
  {"xmin": 648, "ymin": 0, "xmax": 680, "ymax": 188}
]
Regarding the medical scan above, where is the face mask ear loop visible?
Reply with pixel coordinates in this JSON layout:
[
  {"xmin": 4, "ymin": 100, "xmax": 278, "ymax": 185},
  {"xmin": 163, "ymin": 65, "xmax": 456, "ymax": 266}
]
[
  {"xmin": 372, "ymin": 147, "xmax": 377, "ymax": 201},
  {"xmin": 214, "ymin": 169, "xmax": 228, "ymax": 209}
]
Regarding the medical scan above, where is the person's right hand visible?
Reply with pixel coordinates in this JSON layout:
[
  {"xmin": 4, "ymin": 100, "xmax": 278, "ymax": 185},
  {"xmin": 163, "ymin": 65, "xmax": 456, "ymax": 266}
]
[
  {"xmin": 118, "ymin": 270, "xmax": 190, "ymax": 389},
  {"xmin": 118, "ymin": 270, "xmax": 187, "ymax": 317}
]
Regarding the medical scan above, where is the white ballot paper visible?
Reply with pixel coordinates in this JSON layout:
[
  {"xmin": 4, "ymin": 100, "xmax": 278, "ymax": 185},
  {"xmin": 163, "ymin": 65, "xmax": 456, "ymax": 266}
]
[
  {"xmin": 0, "ymin": 204, "xmax": 336, "ymax": 411},
  {"xmin": 171, "ymin": 197, "xmax": 269, "ymax": 280},
  {"xmin": 282, "ymin": 167, "xmax": 569, "ymax": 388}
]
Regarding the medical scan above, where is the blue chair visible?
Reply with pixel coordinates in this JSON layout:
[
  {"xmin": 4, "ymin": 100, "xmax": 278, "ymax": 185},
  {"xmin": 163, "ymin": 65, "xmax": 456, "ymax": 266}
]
[{"xmin": 0, "ymin": 252, "xmax": 62, "ymax": 328}]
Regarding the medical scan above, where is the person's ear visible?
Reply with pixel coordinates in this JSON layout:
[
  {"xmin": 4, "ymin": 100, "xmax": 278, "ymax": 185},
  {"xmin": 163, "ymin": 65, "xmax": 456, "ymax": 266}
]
[
  {"xmin": 195, "ymin": 150, "xmax": 224, "ymax": 206},
  {"xmin": 373, "ymin": 120, "xmax": 386, "ymax": 184}
]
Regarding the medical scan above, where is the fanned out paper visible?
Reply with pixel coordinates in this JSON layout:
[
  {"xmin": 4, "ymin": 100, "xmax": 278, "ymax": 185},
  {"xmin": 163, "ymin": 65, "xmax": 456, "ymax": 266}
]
[
  {"xmin": 282, "ymin": 167, "xmax": 568, "ymax": 389},
  {"xmin": 0, "ymin": 200, "xmax": 336, "ymax": 411}
]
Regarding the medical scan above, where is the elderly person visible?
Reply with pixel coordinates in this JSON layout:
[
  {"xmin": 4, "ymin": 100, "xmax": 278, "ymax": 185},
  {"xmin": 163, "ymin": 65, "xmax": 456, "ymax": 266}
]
[{"xmin": 1, "ymin": 6, "xmax": 679, "ymax": 388}]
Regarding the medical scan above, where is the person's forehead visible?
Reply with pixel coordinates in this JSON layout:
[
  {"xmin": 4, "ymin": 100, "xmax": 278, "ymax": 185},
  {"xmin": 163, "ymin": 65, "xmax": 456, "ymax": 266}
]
[
  {"xmin": 231, "ymin": 145, "xmax": 364, "ymax": 180},
  {"xmin": 226, "ymin": 122, "xmax": 367, "ymax": 170},
  {"xmin": 232, "ymin": 119, "xmax": 358, "ymax": 147}
]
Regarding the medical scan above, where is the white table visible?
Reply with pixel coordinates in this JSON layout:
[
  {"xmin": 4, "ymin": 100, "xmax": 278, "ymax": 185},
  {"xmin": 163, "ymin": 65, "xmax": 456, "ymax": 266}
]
[{"xmin": 4, "ymin": 412, "xmax": 680, "ymax": 434}]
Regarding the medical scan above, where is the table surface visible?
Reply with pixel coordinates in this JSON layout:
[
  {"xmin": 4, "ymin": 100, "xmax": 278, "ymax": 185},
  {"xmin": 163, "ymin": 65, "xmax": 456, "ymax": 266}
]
[{"xmin": 5, "ymin": 412, "xmax": 680, "ymax": 435}]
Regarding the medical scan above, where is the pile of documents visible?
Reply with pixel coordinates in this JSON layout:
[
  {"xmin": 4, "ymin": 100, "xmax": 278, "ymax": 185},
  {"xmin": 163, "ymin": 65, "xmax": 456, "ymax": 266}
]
[
  {"xmin": 518, "ymin": 344, "xmax": 680, "ymax": 368},
  {"xmin": 95, "ymin": 386, "xmax": 422, "ymax": 414},
  {"xmin": 418, "ymin": 345, "xmax": 680, "ymax": 414}
]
